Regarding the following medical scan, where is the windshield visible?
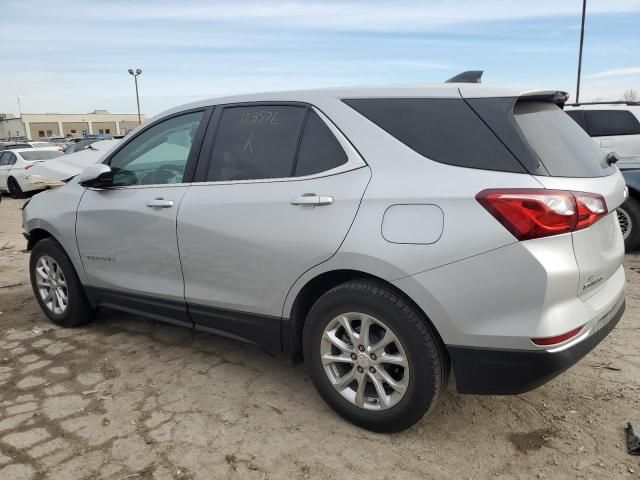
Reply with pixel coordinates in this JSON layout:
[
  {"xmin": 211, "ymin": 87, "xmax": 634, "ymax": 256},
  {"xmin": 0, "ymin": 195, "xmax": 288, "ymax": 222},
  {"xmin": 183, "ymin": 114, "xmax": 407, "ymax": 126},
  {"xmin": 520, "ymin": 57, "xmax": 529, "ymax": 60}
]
[{"xmin": 20, "ymin": 150, "xmax": 63, "ymax": 161}]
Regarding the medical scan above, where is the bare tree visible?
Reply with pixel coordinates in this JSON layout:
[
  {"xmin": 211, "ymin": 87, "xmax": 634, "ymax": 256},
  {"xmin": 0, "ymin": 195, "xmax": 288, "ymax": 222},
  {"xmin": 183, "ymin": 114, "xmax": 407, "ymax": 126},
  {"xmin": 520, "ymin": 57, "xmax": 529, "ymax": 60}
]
[{"xmin": 623, "ymin": 88, "xmax": 639, "ymax": 102}]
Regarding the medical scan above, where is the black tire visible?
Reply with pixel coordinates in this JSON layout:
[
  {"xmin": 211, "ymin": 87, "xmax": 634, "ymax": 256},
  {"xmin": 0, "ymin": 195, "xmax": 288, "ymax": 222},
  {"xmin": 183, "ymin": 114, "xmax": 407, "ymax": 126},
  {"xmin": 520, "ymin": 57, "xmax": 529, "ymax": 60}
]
[
  {"xmin": 618, "ymin": 196, "xmax": 640, "ymax": 251},
  {"xmin": 303, "ymin": 280, "xmax": 448, "ymax": 432},
  {"xmin": 7, "ymin": 177, "xmax": 22, "ymax": 199},
  {"xmin": 29, "ymin": 238, "xmax": 96, "ymax": 327}
]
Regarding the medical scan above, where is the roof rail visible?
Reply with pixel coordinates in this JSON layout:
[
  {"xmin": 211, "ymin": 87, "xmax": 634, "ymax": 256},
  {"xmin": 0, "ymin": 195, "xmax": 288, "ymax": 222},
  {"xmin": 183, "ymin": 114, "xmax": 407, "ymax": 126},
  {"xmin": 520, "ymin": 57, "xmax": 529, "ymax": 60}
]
[
  {"xmin": 565, "ymin": 101, "xmax": 640, "ymax": 106},
  {"xmin": 445, "ymin": 70, "xmax": 483, "ymax": 84}
]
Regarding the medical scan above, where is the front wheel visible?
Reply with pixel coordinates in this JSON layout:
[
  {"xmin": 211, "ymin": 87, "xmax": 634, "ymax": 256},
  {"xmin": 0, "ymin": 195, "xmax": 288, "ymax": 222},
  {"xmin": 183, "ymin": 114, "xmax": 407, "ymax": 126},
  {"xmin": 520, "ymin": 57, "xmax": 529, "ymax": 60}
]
[
  {"xmin": 29, "ymin": 238, "xmax": 96, "ymax": 327},
  {"xmin": 617, "ymin": 196, "xmax": 640, "ymax": 251},
  {"xmin": 303, "ymin": 280, "xmax": 448, "ymax": 432}
]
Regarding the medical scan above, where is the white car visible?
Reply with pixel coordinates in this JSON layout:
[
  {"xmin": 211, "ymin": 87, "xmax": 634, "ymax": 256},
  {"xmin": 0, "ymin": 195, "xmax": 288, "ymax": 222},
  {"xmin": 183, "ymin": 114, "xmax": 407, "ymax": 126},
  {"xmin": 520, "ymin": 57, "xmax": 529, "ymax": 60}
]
[
  {"xmin": 25, "ymin": 140, "xmax": 119, "ymax": 190},
  {"xmin": 0, "ymin": 148, "xmax": 63, "ymax": 197},
  {"xmin": 565, "ymin": 102, "xmax": 640, "ymax": 158},
  {"xmin": 565, "ymin": 102, "xmax": 640, "ymax": 249}
]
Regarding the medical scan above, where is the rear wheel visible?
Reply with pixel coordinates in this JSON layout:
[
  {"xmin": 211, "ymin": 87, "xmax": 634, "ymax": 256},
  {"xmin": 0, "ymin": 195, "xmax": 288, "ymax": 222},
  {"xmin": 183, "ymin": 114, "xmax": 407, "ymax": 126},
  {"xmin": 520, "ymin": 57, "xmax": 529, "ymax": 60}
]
[
  {"xmin": 29, "ymin": 238, "xmax": 96, "ymax": 327},
  {"xmin": 303, "ymin": 280, "xmax": 447, "ymax": 432},
  {"xmin": 617, "ymin": 196, "xmax": 640, "ymax": 251},
  {"xmin": 7, "ymin": 177, "xmax": 22, "ymax": 199}
]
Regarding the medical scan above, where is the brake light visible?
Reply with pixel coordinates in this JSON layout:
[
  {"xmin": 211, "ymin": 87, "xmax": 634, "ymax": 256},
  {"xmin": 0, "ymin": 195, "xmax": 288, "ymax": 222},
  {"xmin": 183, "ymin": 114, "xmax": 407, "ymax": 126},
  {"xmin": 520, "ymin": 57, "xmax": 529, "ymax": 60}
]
[
  {"xmin": 476, "ymin": 189, "xmax": 607, "ymax": 241},
  {"xmin": 574, "ymin": 192, "xmax": 607, "ymax": 230},
  {"xmin": 24, "ymin": 164, "xmax": 34, "ymax": 170},
  {"xmin": 531, "ymin": 326, "xmax": 583, "ymax": 346}
]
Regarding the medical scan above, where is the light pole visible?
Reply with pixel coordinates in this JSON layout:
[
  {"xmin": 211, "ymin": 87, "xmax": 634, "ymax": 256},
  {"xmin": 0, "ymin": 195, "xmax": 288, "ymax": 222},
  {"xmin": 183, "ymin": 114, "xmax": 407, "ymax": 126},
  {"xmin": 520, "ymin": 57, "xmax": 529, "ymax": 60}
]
[
  {"xmin": 128, "ymin": 68, "xmax": 143, "ymax": 124},
  {"xmin": 575, "ymin": 0, "xmax": 587, "ymax": 104}
]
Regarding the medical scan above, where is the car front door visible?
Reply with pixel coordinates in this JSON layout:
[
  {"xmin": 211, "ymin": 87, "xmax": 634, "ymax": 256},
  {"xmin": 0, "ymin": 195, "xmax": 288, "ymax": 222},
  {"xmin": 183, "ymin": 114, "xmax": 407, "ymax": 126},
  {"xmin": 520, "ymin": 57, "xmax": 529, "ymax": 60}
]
[
  {"xmin": 177, "ymin": 104, "xmax": 371, "ymax": 350},
  {"xmin": 75, "ymin": 109, "xmax": 209, "ymax": 326}
]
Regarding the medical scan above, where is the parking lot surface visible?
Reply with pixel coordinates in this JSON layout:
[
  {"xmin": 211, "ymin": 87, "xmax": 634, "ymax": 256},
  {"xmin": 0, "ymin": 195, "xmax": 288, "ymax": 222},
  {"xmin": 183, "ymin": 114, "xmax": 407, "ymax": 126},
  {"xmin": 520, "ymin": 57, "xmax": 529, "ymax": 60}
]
[{"xmin": 0, "ymin": 197, "xmax": 639, "ymax": 479}]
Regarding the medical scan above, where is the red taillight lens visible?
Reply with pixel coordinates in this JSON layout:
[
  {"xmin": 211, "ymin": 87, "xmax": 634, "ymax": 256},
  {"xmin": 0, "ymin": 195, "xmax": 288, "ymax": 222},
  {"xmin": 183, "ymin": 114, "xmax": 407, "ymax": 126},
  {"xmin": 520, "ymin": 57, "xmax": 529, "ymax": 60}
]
[
  {"xmin": 531, "ymin": 326, "xmax": 583, "ymax": 346},
  {"xmin": 574, "ymin": 192, "xmax": 607, "ymax": 230},
  {"xmin": 476, "ymin": 189, "xmax": 607, "ymax": 241},
  {"xmin": 24, "ymin": 164, "xmax": 34, "ymax": 170}
]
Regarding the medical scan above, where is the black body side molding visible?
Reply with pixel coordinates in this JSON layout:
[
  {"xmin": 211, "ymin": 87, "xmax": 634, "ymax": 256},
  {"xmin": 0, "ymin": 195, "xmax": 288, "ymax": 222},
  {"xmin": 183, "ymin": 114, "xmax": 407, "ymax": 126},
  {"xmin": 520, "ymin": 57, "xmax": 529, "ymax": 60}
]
[{"xmin": 86, "ymin": 287, "xmax": 283, "ymax": 354}]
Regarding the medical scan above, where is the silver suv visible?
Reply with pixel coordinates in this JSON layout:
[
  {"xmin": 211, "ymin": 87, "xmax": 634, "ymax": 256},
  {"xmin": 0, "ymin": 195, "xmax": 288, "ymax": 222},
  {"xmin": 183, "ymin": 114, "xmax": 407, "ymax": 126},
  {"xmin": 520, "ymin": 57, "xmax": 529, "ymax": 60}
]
[{"xmin": 23, "ymin": 83, "xmax": 627, "ymax": 432}]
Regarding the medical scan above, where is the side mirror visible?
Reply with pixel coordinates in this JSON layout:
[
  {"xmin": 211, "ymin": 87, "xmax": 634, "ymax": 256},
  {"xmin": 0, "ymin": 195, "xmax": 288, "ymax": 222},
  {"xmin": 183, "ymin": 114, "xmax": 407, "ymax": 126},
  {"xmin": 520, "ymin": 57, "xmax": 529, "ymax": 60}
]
[{"xmin": 78, "ymin": 164, "xmax": 113, "ymax": 188}]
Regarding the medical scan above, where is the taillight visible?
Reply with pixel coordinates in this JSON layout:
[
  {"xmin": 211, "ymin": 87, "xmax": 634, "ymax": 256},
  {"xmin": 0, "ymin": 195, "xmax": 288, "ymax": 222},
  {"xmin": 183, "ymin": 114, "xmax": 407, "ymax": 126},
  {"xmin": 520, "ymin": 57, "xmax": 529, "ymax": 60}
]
[
  {"xmin": 24, "ymin": 164, "xmax": 34, "ymax": 170},
  {"xmin": 574, "ymin": 192, "xmax": 607, "ymax": 230},
  {"xmin": 476, "ymin": 189, "xmax": 607, "ymax": 241}
]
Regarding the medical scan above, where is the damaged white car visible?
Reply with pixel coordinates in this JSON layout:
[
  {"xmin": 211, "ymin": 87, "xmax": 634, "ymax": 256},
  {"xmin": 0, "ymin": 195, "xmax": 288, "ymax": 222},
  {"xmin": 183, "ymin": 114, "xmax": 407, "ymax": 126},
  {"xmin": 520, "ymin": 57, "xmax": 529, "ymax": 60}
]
[{"xmin": 25, "ymin": 140, "xmax": 120, "ymax": 190}]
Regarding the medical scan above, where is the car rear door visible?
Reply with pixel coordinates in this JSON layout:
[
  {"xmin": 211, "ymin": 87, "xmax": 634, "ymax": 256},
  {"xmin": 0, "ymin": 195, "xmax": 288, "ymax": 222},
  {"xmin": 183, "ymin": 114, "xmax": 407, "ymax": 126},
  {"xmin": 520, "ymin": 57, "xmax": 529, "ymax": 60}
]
[
  {"xmin": 75, "ymin": 109, "xmax": 210, "ymax": 326},
  {"xmin": 177, "ymin": 104, "xmax": 370, "ymax": 351}
]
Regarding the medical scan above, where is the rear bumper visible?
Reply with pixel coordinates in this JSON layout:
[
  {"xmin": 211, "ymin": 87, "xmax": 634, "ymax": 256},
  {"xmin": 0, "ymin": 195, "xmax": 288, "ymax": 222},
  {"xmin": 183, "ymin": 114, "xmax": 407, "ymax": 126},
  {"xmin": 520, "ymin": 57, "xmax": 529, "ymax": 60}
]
[{"xmin": 448, "ymin": 296, "xmax": 625, "ymax": 395}]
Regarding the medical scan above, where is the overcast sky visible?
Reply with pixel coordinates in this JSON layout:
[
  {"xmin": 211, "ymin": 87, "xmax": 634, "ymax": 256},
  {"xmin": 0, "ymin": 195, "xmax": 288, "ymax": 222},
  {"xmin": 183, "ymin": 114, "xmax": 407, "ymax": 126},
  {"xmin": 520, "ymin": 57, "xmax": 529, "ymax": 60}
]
[{"xmin": 1, "ymin": 0, "xmax": 639, "ymax": 116}]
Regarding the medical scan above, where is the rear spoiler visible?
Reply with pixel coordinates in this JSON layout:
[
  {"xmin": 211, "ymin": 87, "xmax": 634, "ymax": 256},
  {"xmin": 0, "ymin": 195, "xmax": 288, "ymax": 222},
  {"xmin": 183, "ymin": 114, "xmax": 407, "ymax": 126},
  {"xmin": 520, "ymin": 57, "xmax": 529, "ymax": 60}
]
[{"xmin": 518, "ymin": 90, "xmax": 570, "ymax": 107}]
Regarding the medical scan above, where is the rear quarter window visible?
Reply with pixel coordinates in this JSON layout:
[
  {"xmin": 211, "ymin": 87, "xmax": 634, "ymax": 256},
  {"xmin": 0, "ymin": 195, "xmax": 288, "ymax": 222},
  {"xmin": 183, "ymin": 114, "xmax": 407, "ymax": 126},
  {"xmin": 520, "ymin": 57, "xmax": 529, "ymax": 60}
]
[
  {"xmin": 343, "ymin": 98, "xmax": 525, "ymax": 173},
  {"xmin": 294, "ymin": 111, "xmax": 348, "ymax": 176}
]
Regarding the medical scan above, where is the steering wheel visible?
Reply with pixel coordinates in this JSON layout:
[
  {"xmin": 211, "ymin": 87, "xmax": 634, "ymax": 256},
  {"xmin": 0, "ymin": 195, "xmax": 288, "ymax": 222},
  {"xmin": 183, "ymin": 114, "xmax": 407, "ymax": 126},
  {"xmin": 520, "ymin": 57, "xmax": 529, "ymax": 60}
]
[
  {"xmin": 145, "ymin": 164, "xmax": 184, "ymax": 184},
  {"xmin": 112, "ymin": 168, "xmax": 139, "ymax": 186}
]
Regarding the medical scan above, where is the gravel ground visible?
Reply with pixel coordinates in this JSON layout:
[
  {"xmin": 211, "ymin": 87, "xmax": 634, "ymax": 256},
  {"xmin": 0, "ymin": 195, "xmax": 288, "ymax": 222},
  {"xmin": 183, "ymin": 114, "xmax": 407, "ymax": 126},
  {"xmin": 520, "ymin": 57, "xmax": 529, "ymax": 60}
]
[{"xmin": 0, "ymin": 196, "xmax": 639, "ymax": 479}]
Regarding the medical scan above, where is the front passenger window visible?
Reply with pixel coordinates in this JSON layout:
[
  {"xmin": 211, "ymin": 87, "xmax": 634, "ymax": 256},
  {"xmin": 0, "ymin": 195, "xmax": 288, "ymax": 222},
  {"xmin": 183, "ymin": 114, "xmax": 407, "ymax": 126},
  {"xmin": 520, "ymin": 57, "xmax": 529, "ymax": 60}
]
[{"xmin": 109, "ymin": 111, "xmax": 203, "ymax": 186}]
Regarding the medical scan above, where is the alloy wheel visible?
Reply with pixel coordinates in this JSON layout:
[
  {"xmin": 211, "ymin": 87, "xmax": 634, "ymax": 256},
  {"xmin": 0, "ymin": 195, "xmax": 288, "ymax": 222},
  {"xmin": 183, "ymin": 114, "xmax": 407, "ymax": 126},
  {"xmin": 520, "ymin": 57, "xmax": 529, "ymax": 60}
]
[
  {"xmin": 35, "ymin": 255, "xmax": 68, "ymax": 315},
  {"xmin": 320, "ymin": 312, "xmax": 409, "ymax": 411},
  {"xmin": 617, "ymin": 207, "xmax": 632, "ymax": 241}
]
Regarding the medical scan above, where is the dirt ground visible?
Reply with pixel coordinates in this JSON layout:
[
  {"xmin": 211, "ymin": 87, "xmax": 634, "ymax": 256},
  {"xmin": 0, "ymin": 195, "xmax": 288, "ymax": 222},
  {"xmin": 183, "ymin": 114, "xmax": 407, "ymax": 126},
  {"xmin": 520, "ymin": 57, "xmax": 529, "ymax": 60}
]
[{"xmin": 0, "ymin": 196, "xmax": 639, "ymax": 480}]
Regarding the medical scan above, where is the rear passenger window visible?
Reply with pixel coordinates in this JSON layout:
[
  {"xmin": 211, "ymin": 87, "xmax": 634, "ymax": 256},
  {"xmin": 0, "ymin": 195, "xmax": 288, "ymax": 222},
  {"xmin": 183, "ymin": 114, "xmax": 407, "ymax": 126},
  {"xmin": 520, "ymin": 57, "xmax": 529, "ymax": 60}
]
[
  {"xmin": 584, "ymin": 110, "xmax": 640, "ymax": 137},
  {"xmin": 295, "ymin": 111, "xmax": 347, "ymax": 176},
  {"xmin": 207, "ymin": 106, "xmax": 307, "ymax": 181}
]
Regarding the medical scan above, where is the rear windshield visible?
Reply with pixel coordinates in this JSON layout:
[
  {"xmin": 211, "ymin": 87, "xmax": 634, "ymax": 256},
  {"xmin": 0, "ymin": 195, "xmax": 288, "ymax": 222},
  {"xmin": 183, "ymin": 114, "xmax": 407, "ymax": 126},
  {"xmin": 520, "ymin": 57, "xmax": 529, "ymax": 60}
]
[
  {"xmin": 20, "ymin": 150, "xmax": 62, "ymax": 161},
  {"xmin": 514, "ymin": 102, "xmax": 611, "ymax": 177},
  {"xmin": 5, "ymin": 144, "xmax": 32, "ymax": 149}
]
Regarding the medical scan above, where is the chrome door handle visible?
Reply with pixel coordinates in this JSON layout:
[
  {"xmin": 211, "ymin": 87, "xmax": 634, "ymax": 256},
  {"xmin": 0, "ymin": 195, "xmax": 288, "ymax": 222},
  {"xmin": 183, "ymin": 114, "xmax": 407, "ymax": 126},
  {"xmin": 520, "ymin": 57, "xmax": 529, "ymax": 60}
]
[
  {"xmin": 290, "ymin": 194, "xmax": 333, "ymax": 206},
  {"xmin": 145, "ymin": 198, "xmax": 174, "ymax": 208}
]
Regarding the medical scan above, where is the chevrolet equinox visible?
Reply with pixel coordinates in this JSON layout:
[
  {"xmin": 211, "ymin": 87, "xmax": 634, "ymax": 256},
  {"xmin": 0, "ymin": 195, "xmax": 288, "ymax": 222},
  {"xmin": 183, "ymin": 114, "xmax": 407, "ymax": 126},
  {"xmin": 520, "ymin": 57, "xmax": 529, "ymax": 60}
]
[{"xmin": 23, "ymin": 83, "xmax": 627, "ymax": 432}]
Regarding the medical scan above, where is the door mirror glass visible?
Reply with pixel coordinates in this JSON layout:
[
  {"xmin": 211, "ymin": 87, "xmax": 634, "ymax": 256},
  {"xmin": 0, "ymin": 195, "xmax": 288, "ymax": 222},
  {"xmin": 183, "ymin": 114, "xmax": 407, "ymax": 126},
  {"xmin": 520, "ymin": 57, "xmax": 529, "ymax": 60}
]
[{"xmin": 78, "ymin": 164, "xmax": 112, "ymax": 188}]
